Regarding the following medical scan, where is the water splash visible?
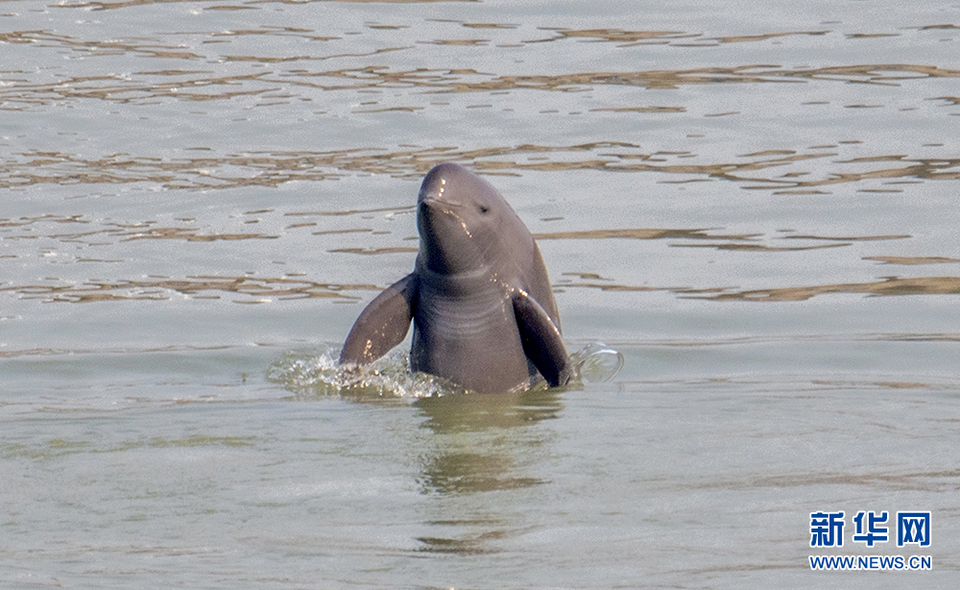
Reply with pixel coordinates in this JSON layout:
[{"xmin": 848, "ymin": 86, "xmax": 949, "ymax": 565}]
[
  {"xmin": 569, "ymin": 341, "xmax": 625, "ymax": 383},
  {"xmin": 266, "ymin": 347, "xmax": 461, "ymax": 399},
  {"xmin": 267, "ymin": 341, "xmax": 623, "ymax": 398}
]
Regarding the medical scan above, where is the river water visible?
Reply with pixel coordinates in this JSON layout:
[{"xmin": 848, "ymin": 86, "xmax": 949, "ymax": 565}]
[{"xmin": 2, "ymin": 0, "xmax": 960, "ymax": 587}]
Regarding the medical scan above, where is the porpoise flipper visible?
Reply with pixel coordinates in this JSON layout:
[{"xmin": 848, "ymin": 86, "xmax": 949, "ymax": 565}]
[
  {"xmin": 339, "ymin": 273, "xmax": 417, "ymax": 367},
  {"xmin": 512, "ymin": 289, "xmax": 571, "ymax": 387}
]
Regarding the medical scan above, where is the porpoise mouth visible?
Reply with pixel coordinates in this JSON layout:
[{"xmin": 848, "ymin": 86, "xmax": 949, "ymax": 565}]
[
  {"xmin": 418, "ymin": 196, "xmax": 464, "ymax": 220},
  {"xmin": 418, "ymin": 196, "xmax": 471, "ymax": 241},
  {"xmin": 418, "ymin": 194, "xmax": 462, "ymax": 208}
]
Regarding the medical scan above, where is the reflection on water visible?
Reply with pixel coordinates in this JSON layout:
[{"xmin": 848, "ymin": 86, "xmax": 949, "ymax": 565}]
[
  {"xmin": 269, "ymin": 346, "xmax": 563, "ymax": 558},
  {"xmin": 1, "ymin": 434, "xmax": 257, "ymax": 461},
  {"xmin": 7, "ymin": 210, "xmax": 960, "ymax": 302},
  {"xmin": 866, "ymin": 255, "xmax": 960, "ymax": 265},
  {"xmin": 413, "ymin": 390, "xmax": 561, "ymax": 555},
  {"xmin": 415, "ymin": 391, "xmax": 560, "ymax": 493},
  {"xmin": 3, "ymin": 24, "xmax": 957, "ymax": 103},
  {"xmin": 695, "ymin": 275, "xmax": 960, "ymax": 302},
  {"xmin": 3, "ymin": 0, "xmax": 959, "ymax": 310},
  {"xmin": 561, "ymin": 273, "xmax": 960, "ymax": 301},
  {"xmin": 416, "ymin": 388, "xmax": 562, "ymax": 433},
  {"xmin": 416, "ymin": 529, "xmax": 510, "ymax": 555},
  {"xmin": 4, "ymin": 144, "xmax": 959, "ymax": 189},
  {"xmin": 3, "ymin": 275, "xmax": 371, "ymax": 303},
  {"xmin": 64, "ymin": 0, "xmax": 478, "ymax": 10}
]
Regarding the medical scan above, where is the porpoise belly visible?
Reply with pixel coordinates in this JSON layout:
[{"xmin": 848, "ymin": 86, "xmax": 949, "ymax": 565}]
[{"xmin": 410, "ymin": 288, "xmax": 533, "ymax": 394}]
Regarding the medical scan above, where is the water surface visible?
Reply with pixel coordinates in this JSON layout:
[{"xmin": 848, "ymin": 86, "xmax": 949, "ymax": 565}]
[{"xmin": 2, "ymin": 0, "xmax": 960, "ymax": 587}]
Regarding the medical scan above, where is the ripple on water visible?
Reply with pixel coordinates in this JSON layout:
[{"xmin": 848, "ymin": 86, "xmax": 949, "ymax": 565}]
[{"xmin": 4, "ymin": 144, "xmax": 957, "ymax": 191}]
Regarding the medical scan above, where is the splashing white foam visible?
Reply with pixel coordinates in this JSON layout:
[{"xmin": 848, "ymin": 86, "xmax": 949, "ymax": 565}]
[
  {"xmin": 266, "ymin": 347, "xmax": 461, "ymax": 399},
  {"xmin": 266, "ymin": 342, "xmax": 623, "ymax": 398}
]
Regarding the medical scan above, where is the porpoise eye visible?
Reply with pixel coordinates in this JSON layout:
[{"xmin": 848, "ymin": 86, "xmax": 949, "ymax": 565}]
[{"xmin": 478, "ymin": 205, "xmax": 490, "ymax": 214}]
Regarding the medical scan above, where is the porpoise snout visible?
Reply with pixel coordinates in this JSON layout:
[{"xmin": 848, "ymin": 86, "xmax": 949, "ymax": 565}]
[
  {"xmin": 418, "ymin": 162, "xmax": 475, "ymax": 204},
  {"xmin": 418, "ymin": 181, "xmax": 450, "ymax": 208}
]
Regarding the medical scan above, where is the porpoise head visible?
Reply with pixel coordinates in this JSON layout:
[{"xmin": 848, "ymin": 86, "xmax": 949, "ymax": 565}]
[{"xmin": 416, "ymin": 162, "xmax": 530, "ymax": 276}]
